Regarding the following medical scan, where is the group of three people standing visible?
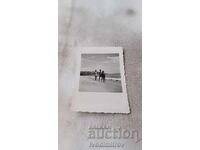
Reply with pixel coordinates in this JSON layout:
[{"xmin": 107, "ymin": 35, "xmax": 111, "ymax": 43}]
[{"xmin": 94, "ymin": 69, "xmax": 106, "ymax": 82}]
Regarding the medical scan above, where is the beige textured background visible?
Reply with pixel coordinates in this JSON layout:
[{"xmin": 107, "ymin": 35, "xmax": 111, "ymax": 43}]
[{"xmin": 58, "ymin": 0, "xmax": 142, "ymax": 149}]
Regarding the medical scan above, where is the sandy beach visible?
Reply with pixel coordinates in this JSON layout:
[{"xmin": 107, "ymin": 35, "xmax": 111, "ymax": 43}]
[{"xmin": 79, "ymin": 76, "xmax": 123, "ymax": 93}]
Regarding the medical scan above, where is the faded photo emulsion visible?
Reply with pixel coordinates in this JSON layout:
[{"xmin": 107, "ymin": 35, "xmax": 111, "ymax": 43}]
[{"xmin": 79, "ymin": 53, "xmax": 122, "ymax": 93}]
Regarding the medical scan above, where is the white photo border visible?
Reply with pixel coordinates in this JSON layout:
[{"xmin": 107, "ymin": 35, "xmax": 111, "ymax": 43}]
[{"xmin": 71, "ymin": 47, "xmax": 130, "ymax": 113}]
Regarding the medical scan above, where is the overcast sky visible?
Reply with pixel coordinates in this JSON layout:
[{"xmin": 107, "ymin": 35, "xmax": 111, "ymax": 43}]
[{"xmin": 81, "ymin": 53, "xmax": 121, "ymax": 74}]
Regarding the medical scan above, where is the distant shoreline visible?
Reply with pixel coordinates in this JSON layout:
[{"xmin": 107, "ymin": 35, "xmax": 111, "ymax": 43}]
[{"xmin": 80, "ymin": 71, "xmax": 121, "ymax": 78}]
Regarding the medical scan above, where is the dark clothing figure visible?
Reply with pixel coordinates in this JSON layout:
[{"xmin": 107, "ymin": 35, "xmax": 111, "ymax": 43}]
[
  {"xmin": 94, "ymin": 70, "xmax": 98, "ymax": 80},
  {"xmin": 101, "ymin": 71, "xmax": 106, "ymax": 82}
]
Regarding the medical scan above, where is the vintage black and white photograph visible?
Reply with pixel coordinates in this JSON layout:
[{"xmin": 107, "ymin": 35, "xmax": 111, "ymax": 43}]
[
  {"xmin": 71, "ymin": 47, "xmax": 130, "ymax": 114},
  {"xmin": 79, "ymin": 53, "xmax": 123, "ymax": 93}
]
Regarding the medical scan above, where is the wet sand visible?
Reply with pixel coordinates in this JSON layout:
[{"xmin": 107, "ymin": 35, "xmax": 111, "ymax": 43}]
[{"xmin": 79, "ymin": 76, "xmax": 123, "ymax": 93}]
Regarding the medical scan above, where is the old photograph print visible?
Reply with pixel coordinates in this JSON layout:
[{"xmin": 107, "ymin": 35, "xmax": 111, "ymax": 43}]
[{"xmin": 79, "ymin": 53, "xmax": 123, "ymax": 93}]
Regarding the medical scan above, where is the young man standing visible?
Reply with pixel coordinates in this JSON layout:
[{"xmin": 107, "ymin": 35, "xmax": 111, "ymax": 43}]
[
  {"xmin": 94, "ymin": 70, "xmax": 98, "ymax": 80},
  {"xmin": 98, "ymin": 69, "xmax": 102, "ymax": 81}
]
